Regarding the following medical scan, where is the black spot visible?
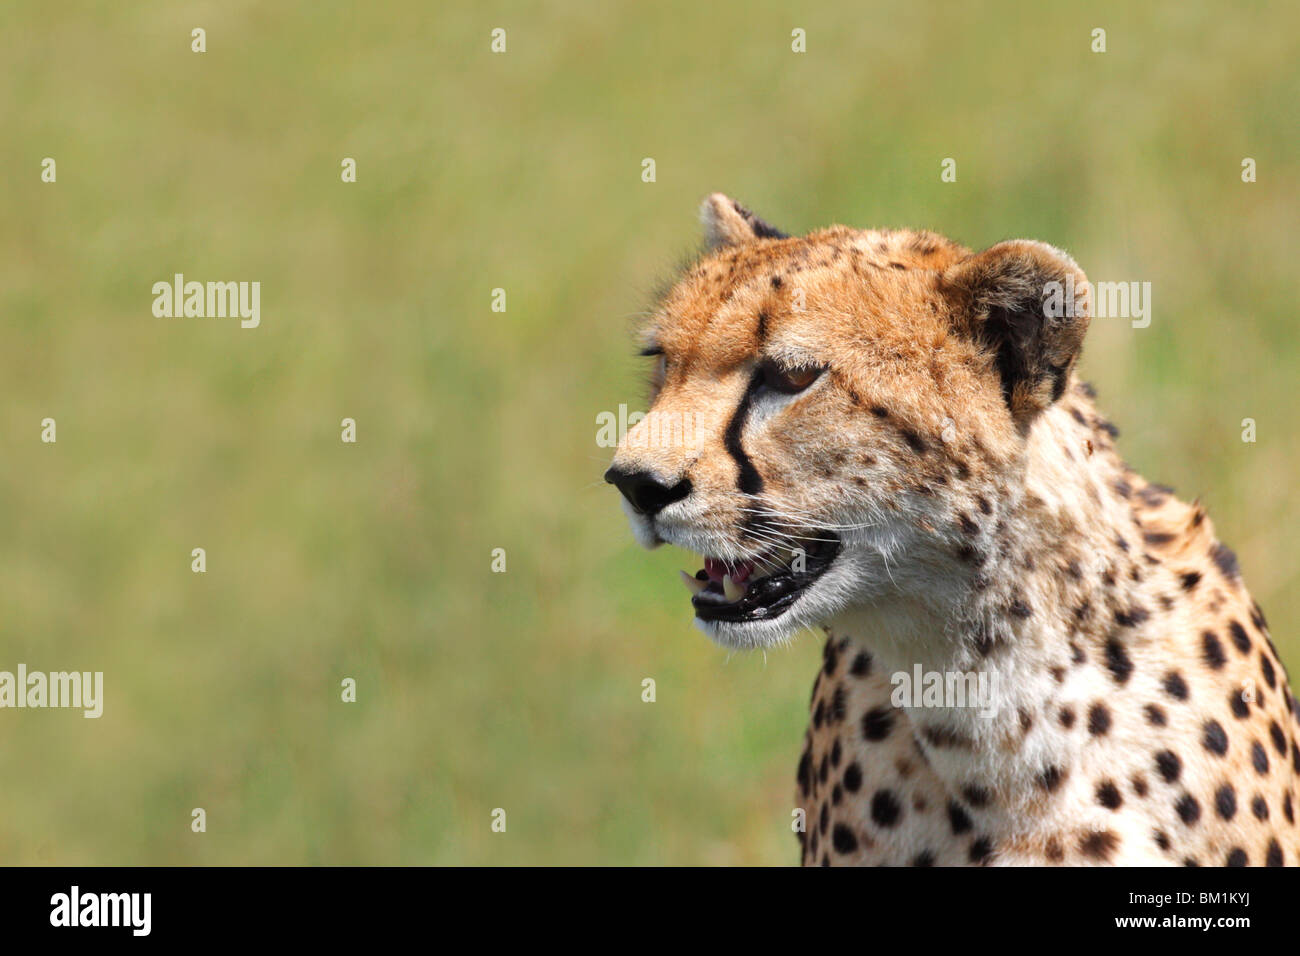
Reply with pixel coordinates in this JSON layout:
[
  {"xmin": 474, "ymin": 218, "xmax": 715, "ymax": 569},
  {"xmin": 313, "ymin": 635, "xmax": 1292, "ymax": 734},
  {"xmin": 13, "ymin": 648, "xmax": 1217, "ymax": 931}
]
[
  {"xmin": 850, "ymin": 652, "xmax": 872, "ymax": 677},
  {"xmin": 1229, "ymin": 691, "xmax": 1249, "ymax": 719},
  {"xmin": 1115, "ymin": 606, "xmax": 1149, "ymax": 628},
  {"xmin": 1225, "ymin": 848, "xmax": 1247, "ymax": 867},
  {"xmin": 1214, "ymin": 784, "xmax": 1237, "ymax": 820},
  {"xmin": 1162, "ymin": 671, "xmax": 1189, "ymax": 701},
  {"xmin": 1105, "ymin": 639, "xmax": 1134, "ymax": 684},
  {"xmin": 842, "ymin": 763, "xmax": 862, "ymax": 793},
  {"xmin": 1201, "ymin": 631, "xmax": 1227, "ymax": 670},
  {"xmin": 819, "ymin": 802, "xmax": 828, "ymax": 834},
  {"xmin": 797, "ymin": 749, "xmax": 812, "ymax": 794},
  {"xmin": 972, "ymin": 626, "xmax": 996, "ymax": 657},
  {"xmin": 1059, "ymin": 706, "xmax": 1076, "ymax": 729},
  {"xmin": 1210, "ymin": 542, "xmax": 1240, "ymax": 581},
  {"xmin": 961, "ymin": 785, "xmax": 990, "ymax": 808},
  {"xmin": 1175, "ymin": 793, "xmax": 1201, "ymax": 825},
  {"xmin": 1228, "ymin": 620, "xmax": 1251, "ymax": 654},
  {"xmin": 770, "ymin": 274, "xmax": 783, "ymax": 288},
  {"xmin": 968, "ymin": 837, "xmax": 993, "ymax": 865},
  {"xmin": 911, "ymin": 850, "xmax": 936, "ymax": 867},
  {"xmin": 830, "ymin": 687, "xmax": 847, "ymax": 724},
  {"xmin": 1251, "ymin": 741, "xmax": 1269, "ymax": 775},
  {"xmin": 1266, "ymin": 840, "xmax": 1283, "ymax": 867},
  {"xmin": 822, "ymin": 639, "xmax": 839, "ymax": 675},
  {"xmin": 900, "ymin": 429, "xmax": 927, "ymax": 454},
  {"xmin": 1178, "ymin": 570, "xmax": 1202, "ymax": 590},
  {"xmin": 1154, "ymin": 830, "xmax": 1171, "ymax": 851},
  {"xmin": 1183, "ymin": 857, "xmax": 1200, "ymax": 867},
  {"xmin": 861, "ymin": 706, "xmax": 894, "ymax": 742},
  {"xmin": 870, "ymin": 405, "xmax": 889, "ymax": 418},
  {"xmin": 870, "ymin": 789, "xmax": 902, "ymax": 827},
  {"xmin": 947, "ymin": 801, "xmax": 973, "ymax": 835},
  {"xmin": 1132, "ymin": 774, "xmax": 1149, "ymax": 797},
  {"xmin": 1039, "ymin": 766, "xmax": 1066, "ymax": 792},
  {"xmin": 1261, "ymin": 654, "xmax": 1276, "ymax": 690},
  {"xmin": 1269, "ymin": 720, "xmax": 1286, "ymax": 756},
  {"xmin": 1096, "ymin": 781, "xmax": 1123, "ymax": 809},
  {"xmin": 830, "ymin": 738, "xmax": 842, "ymax": 768},
  {"xmin": 1155, "ymin": 750, "xmax": 1182, "ymax": 783},
  {"xmin": 1009, "ymin": 598, "xmax": 1032, "ymax": 619},
  {"xmin": 831, "ymin": 822, "xmax": 858, "ymax": 854},
  {"xmin": 1145, "ymin": 703, "xmax": 1167, "ymax": 726},
  {"xmin": 1088, "ymin": 703, "xmax": 1112, "ymax": 736},
  {"xmin": 1202, "ymin": 720, "xmax": 1228, "ymax": 756},
  {"xmin": 959, "ymin": 514, "xmax": 979, "ymax": 536},
  {"xmin": 1251, "ymin": 795, "xmax": 1269, "ymax": 820},
  {"xmin": 832, "ymin": 785, "xmax": 842, "ymax": 805},
  {"xmin": 1284, "ymin": 794, "xmax": 1294, "ymax": 824}
]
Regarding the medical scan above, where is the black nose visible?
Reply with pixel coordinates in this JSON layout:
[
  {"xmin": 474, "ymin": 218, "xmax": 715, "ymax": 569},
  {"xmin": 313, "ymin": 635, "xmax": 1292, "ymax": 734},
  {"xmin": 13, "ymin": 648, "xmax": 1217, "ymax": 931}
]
[{"xmin": 603, "ymin": 467, "xmax": 692, "ymax": 516}]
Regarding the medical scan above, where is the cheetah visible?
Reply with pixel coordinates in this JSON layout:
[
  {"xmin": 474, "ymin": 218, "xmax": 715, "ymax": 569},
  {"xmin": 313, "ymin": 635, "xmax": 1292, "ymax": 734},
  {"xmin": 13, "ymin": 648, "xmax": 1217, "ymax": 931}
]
[{"xmin": 605, "ymin": 193, "xmax": 1298, "ymax": 866}]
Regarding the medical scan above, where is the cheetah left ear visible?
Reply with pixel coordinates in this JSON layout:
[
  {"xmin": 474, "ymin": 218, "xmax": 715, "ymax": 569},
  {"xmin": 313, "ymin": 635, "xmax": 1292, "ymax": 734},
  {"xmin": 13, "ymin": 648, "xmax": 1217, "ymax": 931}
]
[
  {"xmin": 943, "ymin": 240, "xmax": 1091, "ymax": 427},
  {"xmin": 699, "ymin": 193, "xmax": 788, "ymax": 249}
]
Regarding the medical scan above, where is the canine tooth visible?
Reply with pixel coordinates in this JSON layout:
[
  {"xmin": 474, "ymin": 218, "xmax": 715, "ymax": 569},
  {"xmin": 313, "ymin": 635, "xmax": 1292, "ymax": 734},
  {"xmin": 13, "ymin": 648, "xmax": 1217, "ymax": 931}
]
[
  {"xmin": 679, "ymin": 570, "xmax": 707, "ymax": 594},
  {"xmin": 722, "ymin": 574, "xmax": 744, "ymax": 602}
]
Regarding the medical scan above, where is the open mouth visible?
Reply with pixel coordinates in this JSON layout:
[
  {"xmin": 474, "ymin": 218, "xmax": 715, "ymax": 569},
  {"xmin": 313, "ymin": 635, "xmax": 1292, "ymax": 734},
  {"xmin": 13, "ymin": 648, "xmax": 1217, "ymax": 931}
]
[{"xmin": 679, "ymin": 533, "xmax": 841, "ymax": 623}]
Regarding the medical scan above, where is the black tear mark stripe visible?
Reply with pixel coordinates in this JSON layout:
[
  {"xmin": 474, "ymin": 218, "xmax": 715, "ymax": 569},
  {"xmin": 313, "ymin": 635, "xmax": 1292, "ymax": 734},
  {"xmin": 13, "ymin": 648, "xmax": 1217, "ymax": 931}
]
[{"xmin": 725, "ymin": 372, "xmax": 765, "ymax": 496}]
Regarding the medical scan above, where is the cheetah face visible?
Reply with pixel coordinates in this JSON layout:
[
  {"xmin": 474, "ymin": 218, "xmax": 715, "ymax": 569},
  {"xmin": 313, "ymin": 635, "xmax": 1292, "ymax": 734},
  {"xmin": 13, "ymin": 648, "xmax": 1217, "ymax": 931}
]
[{"xmin": 606, "ymin": 195, "xmax": 1090, "ymax": 649}]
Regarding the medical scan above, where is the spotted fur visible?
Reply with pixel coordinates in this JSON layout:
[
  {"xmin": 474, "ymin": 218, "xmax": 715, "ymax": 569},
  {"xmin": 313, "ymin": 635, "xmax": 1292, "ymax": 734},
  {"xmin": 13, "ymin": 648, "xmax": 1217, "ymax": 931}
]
[{"xmin": 608, "ymin": 194, "xmax": 1298, "ymax": 866}]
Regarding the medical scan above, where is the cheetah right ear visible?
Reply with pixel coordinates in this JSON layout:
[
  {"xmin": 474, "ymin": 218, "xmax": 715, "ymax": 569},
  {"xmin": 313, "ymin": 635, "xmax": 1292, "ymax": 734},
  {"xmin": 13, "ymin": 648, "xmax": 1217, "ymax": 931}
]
[
  {"xmin": 943, "ymin": 240, "xmax": 1091, "ymax": 427},
  {"xmin": 699, "ymin": 193, "xmax": 788, "ymax": 249}
]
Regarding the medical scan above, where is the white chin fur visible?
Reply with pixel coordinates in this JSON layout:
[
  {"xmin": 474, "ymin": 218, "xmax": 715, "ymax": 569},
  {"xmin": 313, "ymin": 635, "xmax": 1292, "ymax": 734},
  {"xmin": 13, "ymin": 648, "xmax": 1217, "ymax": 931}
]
[{"xmin": 620, "ymin": 499, "xmax": 661, "ymax": 549}]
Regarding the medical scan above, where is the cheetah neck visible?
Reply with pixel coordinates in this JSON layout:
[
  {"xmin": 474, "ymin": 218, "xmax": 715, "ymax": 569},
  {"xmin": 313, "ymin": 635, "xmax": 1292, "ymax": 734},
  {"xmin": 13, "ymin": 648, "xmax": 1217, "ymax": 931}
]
[{"xmin": 825, "ymin": 394, "xmax": 1165, "ymax": 826}]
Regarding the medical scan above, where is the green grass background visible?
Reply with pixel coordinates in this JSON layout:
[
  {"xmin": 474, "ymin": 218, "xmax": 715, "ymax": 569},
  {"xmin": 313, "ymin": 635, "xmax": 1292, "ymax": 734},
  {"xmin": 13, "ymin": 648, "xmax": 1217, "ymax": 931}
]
[{"xmin": 1, "ymin": 1, "xmax": 1296, "ymax": 864}]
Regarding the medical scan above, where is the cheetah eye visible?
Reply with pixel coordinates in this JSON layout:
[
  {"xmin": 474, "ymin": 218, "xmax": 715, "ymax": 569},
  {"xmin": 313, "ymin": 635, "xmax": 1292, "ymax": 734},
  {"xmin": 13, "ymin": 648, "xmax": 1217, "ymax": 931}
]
[{"xmin": 759, "ymin": 360, "xmax": 824, "ymax": 395}]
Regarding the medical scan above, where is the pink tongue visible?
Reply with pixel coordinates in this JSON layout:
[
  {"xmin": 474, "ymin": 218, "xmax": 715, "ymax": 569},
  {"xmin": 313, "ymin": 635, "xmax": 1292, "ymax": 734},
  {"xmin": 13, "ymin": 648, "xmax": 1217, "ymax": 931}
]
[{"xmin": 703, "ymin": 558, "xmax": 753, "ymax": 584}]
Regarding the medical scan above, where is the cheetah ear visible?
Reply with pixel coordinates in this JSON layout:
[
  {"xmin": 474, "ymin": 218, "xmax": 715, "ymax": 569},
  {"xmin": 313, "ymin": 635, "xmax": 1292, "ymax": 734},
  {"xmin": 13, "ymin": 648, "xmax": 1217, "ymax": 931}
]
[
  {"xmin": 943, "ymin": 240, "xmax": 1091, "ymax": 426},
  {"xmin": 699, "ymin": 193, "xmax": 788, "ymax": 249}
]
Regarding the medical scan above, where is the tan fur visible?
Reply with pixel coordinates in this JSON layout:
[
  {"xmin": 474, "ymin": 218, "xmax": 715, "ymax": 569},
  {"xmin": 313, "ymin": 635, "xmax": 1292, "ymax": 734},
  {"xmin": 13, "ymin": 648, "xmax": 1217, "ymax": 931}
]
[{"xmin": 609, "ymin": 195, "xmax": 1299, "ymax": 866}]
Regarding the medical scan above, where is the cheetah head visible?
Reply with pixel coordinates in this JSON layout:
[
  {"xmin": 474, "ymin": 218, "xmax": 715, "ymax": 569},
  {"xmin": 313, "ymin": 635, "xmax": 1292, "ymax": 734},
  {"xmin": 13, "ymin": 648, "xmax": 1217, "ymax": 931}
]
[{"xmin": 606, "ymin": 194, "xmax": 1091, "ymax": 649}]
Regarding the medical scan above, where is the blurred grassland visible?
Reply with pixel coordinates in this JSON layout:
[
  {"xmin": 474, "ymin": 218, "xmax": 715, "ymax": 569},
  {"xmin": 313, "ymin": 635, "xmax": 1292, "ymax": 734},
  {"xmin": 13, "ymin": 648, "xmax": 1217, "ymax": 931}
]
[{"xmin": 0, "ymin": 0, "xmax": 1296, "ymax": 864}]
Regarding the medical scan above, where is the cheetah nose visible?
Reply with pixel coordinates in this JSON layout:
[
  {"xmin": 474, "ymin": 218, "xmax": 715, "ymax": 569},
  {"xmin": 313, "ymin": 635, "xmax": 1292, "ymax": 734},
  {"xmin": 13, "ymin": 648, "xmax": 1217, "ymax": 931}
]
[{"xmin": 603, "ymin": 467, "xmax": 692, "ymax": 517}]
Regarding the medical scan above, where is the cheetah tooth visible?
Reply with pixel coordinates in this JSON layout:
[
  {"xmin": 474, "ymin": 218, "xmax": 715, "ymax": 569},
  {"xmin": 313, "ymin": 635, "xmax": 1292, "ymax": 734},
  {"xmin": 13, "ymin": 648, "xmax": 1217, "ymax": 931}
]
[
  {"xmin": 679, "ymin": 570, "xmax": 706, "ymax": 594},
  {"xmin": 722, "ymin": 574, "xmax": 745, "ymax": 602}
]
